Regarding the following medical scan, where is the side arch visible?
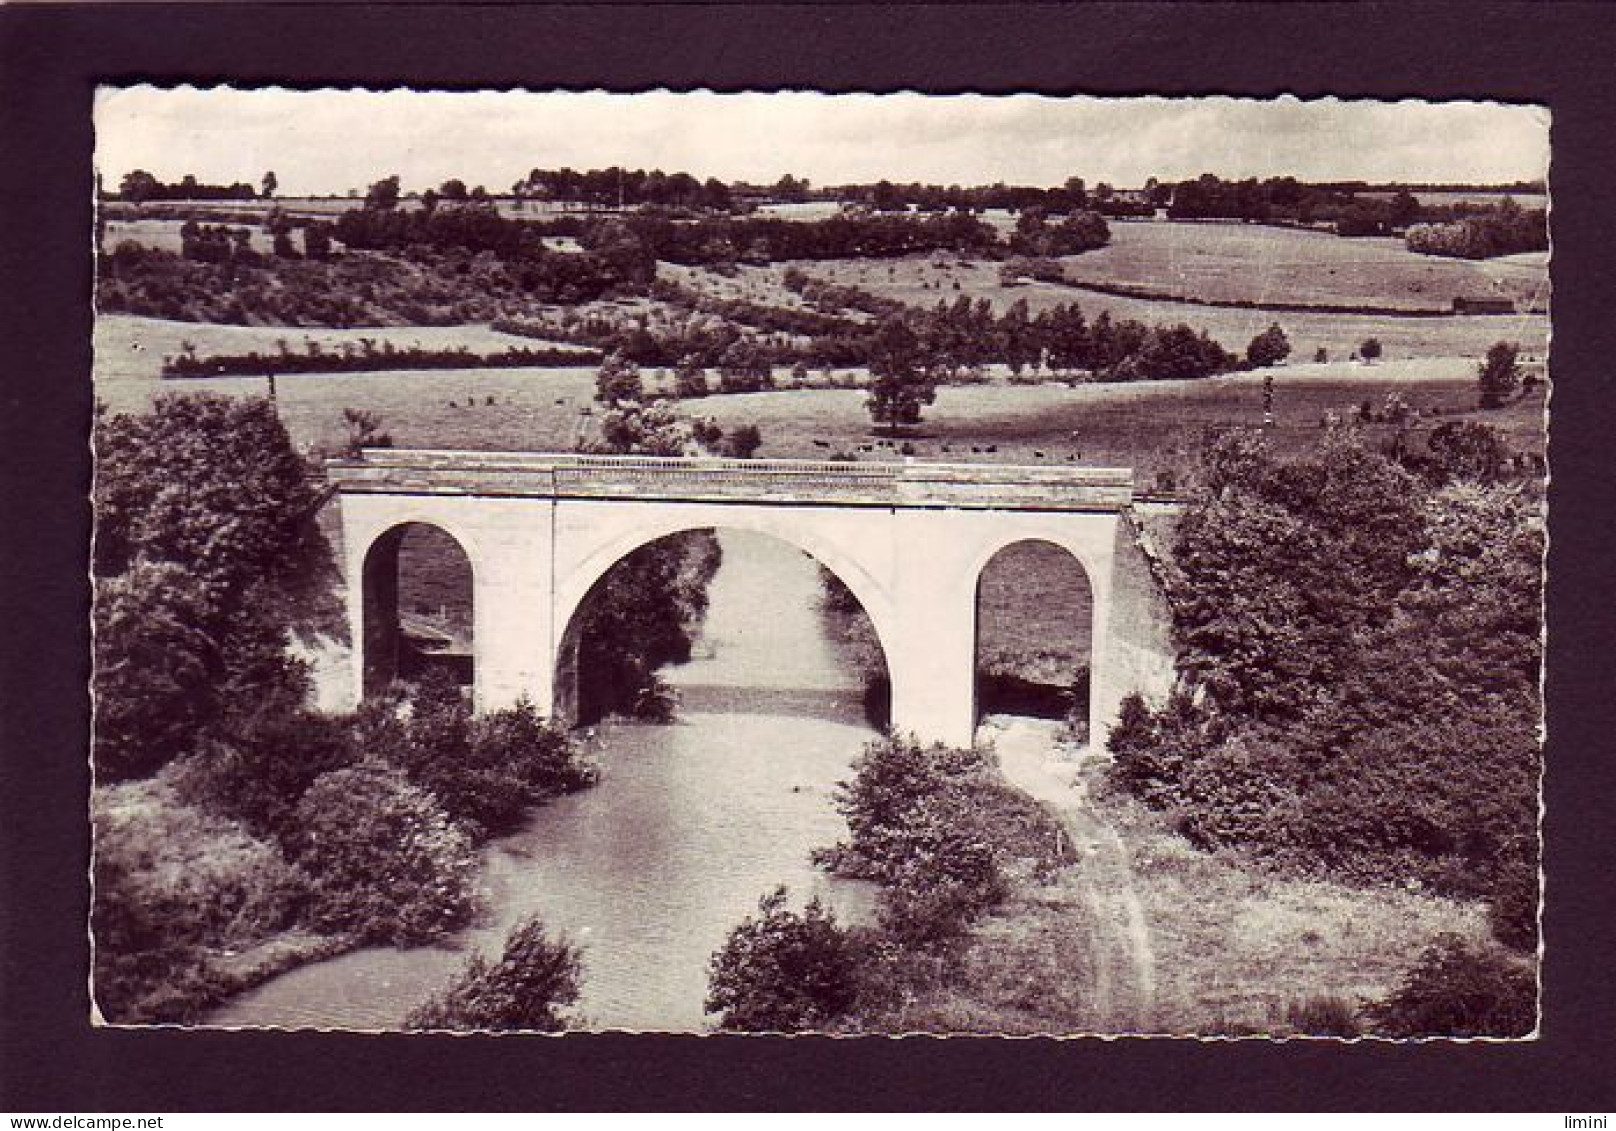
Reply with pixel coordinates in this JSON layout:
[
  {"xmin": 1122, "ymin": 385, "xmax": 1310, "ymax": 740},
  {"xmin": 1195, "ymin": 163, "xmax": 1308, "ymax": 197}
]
[
  {"xmin": 971, "ymin": 537, "xmax": 1095, "ymax": 727},
  {"xmin": 357, "ymin": 519, "xmax": 478, "ymax": 701}
]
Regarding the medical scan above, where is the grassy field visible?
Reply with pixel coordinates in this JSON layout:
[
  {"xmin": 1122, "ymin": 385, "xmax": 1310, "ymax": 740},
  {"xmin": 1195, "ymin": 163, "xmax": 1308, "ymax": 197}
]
[
  {"xmin": 96, "ymin": 317, "xmax": 1547, "ymax": 487},
  {"xmin": 1057, "ymin": 220, "xmax": 1549, "ymax": 311},
  {"xmin": 773, "ymin": 254, "xmax": 1550, "ymax": 362}
]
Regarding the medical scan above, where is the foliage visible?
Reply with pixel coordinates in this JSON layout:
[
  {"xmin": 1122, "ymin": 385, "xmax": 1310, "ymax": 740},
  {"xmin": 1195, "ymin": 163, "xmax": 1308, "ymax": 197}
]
[
  {"xmin": 340, "ymin": 407, "xmax": 393, "ymax": 458},
  {"xmin": 92, "ymin": 561, "xmax": 224, "ymax": 780},
  {"xmin": 1477, "ymin": 340, "xmax": 1522, "ymax": 409},
  {"xmin": 93, "ymin": 394, "xmax": 334, "ymax": 777},
  {"xmin": 1365, "ymin": 934, "xmax": 1536, "ymax": 1037},
  {"xmin": 1405, "ymin": 199, "xmax": 1547, "ymax": 260},
  {"xmin": 406, "ymin": 916, "xmax": 584, "ymax": 1032},
  {"xmin": 92, "ymin": 779, "xmax": 303, "ymax": 1023},
  {"xmin": 361, "ymin": 680, "xmax": 593, "ymax": 841},
  {"xmin": 1112, "ymin": 436, "xmax": 1542, "ymax": 913},
  {"xmin": 705, "ymin": 887, "xmax": 861, "ymax": 1032},
  {"xmin": 1283, "ymin": 996, "xmax": 1362, "ymax": 1038},
  {"xmin": 819, "ymin": 735, "xmax": 1065, "ymax": 941},
  {"xmin": 171, "ymin": 706, "xmax": 357, "ymax": 842},
  {"xmin": 290, "ymin": 759, "xmax": 480, "ymax": 945},
  {"xmin": 1245, "ymin": 322, "xmax": 1292, "ymax": 368},
  {"xmin": 1359, "ymin": 337, "xmax": 1383, "ymax": 362},
  {"xmin": 1171, "ymin": 430, "xmax": 1426, "ymax": 721},
  {"xmin": 865, "ymin": 316, "xmax": 937, "ymax": 433},
  {"xmin": 593, "ymin": 350, "xmax": 644, "ymax": 407},
  {"xmin": 1422, "ymin": 420, "xmax": 1512, "ymax": 485}
]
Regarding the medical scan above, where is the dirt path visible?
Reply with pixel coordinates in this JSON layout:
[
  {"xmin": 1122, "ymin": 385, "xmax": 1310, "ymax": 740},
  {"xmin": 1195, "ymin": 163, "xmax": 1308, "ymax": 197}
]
[{"xmin": 985, "ymin": 716, "xmax": 1157, "ymax": 1034}]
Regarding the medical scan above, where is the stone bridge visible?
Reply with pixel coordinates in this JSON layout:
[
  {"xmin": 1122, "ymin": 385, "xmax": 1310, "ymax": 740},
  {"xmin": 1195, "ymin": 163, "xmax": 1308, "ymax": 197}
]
[{"xmin": 328, "ymin": 450, "xmax": 1176, "ymax": 748}]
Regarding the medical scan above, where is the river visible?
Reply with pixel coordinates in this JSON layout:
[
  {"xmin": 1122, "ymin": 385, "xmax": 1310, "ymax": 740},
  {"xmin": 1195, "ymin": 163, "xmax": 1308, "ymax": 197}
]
[{"xmin": 208, "ymin": 529, "xmax": 879, "ymax": 1032}]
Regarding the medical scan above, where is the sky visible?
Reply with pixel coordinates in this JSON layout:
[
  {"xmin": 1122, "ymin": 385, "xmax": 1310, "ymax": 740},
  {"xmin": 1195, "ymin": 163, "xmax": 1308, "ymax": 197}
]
[{"xmin": 94, "ymin": 87, "xmax": 1550, "ymax": 197}]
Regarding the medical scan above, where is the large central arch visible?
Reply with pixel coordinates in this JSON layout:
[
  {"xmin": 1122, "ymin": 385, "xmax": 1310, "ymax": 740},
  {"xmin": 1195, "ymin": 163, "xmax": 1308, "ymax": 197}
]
[{"xmin": 552, "ymin": 523, "xmax": 897, "ymax": 728}]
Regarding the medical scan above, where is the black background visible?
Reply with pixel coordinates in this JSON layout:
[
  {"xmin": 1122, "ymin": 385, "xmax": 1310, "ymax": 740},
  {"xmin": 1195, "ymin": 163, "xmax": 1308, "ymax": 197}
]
[{"xmin": 2, "ymin": 1, "xmax": 1613, "ymax": 1112}]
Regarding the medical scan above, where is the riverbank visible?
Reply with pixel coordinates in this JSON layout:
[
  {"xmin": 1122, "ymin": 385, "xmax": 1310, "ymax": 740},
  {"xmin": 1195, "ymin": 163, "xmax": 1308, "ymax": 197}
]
[{"xmin": 871, "ymin": 717, "xmax": 1493, "ymax": 1036}]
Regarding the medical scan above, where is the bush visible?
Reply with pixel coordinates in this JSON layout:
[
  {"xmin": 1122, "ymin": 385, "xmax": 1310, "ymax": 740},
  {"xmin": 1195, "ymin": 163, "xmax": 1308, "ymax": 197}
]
[
  {"xmin": 1283, "ymin": 996, "xmax": 1362, "ymax": 1038},
  {"xmin": 365, "ymin": 682, "xmax": 592, "ymax": 842},
  {"xmin": 405, "ymin": 916, "xmax": 583, "ymax": 1032},
  {"xmin": 818, "ymin": 735, "xmax": 1065, "ymax": 941},
  {"xmin": 705, "ymin": 887, "xmax": 860, "ymax": 1032},
  {"xmin": 290, "ymin": 760, "xmax": 480, "ymax": 944},
  {"xmin": 171, "ymin": 708, "xmax": 356, "ymax": 842},
  {"xmin": 92, "ymin": 779, "xmax": 303, "ymax": 1023},
  {"xmin": 1366, "ymin": 934, "xmax": 1536, "ymax": 1038},
  {"xmin": 1487, "ymin": 855, "xmax": 1541, "ymax": 953}
]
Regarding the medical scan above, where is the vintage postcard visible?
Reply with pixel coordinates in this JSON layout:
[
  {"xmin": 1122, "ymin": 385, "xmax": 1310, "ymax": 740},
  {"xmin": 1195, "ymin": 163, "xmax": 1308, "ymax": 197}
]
[{"xmin": 89, "ymin": 89, "xmax": 1548, "ymax": 1038}]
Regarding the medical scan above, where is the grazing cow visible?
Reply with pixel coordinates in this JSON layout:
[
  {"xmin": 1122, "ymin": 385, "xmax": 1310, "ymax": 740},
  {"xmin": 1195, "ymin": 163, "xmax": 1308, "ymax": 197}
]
[
  {"xmin": 1034, "ymin": 450, "xmax": 1045, "ymax": 459},
  {"xmin": 812, "ymin": 439, "xmax": 831, "ymax": 448}
]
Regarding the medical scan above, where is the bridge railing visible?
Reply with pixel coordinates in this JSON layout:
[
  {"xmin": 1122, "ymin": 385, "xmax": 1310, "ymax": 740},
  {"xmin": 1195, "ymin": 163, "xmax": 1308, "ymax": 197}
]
[{"xmin": 327, "ymin": 450, "xmax": 1135, "ymax": 511}]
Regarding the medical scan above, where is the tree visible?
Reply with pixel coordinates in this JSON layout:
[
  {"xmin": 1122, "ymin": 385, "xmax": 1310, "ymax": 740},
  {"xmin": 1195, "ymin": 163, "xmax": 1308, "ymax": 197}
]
[
  {"xmin": 1359, "ymin": 337, "xmax": 1383, "ymax": 364},
  {"xmin": 407, "ymin": 916, "xmax": 583, "ymax": 1031},
  {"xmin": 93, "ymin": 395, "xmax": 335, "ymax": 776},
  {"xmin": 1477, "ymin": 340, "xmax": 1522, "ymax": 409},
  {"xmin": 866, "ymin": 316, "xmax": 936, "ymax": 434},
  {"xmin": 705, "ymin": 887, "xmax": 859, "ymax": 1032},
  {"xmin": 340, "ymin": 408, "xmax": 393, "ymax": 457},
  {"xmin": 118, "ymin": 170, "xmax": 162, "ymax": 204},
  {"xmin": 593, "ymin": 351, "xmax": 644, "ymax": 407},
  {"xmin": 673, "ymin": 356, "xmax": 709, "ymax": 399},
  {"xmin": 1245, "ymin": 323, "xmax": 1292, "ymax": 368},
  {"xmin": 717, "ymin": 338, "xmax": 772, "ymax": 394},
  {"xmin": 365, "ymin": 174, "xmax": 402, "ymax": 211},
  {"xmin": 93, "ymin": 561, "xmax": 223, "ymax": 780},
  {"xmin": 260, "ymin": 171, "xmax": 278, "ymax": 199},
  {"xmin": 1366, "ymin": 935, "xmax": 1535, "ymax": 1038},
  {"xmin": 1424, "ymin": 421, "xmax": 1510, "ymax": 484}
]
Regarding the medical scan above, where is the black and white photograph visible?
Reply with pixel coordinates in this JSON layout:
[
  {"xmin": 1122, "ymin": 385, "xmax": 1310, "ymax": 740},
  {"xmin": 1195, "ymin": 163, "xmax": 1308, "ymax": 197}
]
[{"xmin": 87, "ymin": 88, "xmax": 1549, "ymax": 1039}]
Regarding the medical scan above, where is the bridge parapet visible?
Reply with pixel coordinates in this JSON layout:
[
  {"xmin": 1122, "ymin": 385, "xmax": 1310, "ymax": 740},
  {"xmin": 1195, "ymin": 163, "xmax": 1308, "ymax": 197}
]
[{"xmin": 327, "ymin": 450, "xmax": 1134, "ymax": 512}]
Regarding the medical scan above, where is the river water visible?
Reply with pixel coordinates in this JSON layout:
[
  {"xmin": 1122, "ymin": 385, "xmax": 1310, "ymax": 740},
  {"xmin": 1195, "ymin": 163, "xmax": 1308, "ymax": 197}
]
[{"xmin": 209, "ymin": 529, "xmax": 879, "ymax": 1032}]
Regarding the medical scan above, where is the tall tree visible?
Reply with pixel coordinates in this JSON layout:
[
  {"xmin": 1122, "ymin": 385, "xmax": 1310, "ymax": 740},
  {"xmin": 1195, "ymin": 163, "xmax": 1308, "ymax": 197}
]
[
  {"xmin": 1477, "ymin": 341, "xmax": 1522, "ymax": 409},
  {"xmin": 865, "ymin": 317, "xmax": 936, "ymax": 434}
]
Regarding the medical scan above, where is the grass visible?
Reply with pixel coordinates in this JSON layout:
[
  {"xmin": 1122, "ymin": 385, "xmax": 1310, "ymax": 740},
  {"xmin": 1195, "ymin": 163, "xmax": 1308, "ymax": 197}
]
[
  {"xmin": 1057, "ymin": 221, "xmax": 1549, "ymax": 312},
  {"xmin": 862, "ymin": 753, "xmax": 1494, "ymax": 1037},
  {"xmin": 1088, "ymin": 776, "xmax": 1493, "ymax": 1036}
]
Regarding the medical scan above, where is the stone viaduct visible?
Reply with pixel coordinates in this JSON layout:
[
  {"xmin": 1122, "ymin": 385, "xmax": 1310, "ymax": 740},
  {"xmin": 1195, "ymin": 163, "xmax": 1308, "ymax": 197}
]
[{"xmin": 328, "ymin": 450, "xmax": 1177, "ymax": 748}]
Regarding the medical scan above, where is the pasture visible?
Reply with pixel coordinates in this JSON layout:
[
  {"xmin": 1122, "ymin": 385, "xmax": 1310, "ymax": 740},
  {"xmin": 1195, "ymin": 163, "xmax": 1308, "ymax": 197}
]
[
  {"xmin": 95, "ymin": 316, "xmax": 1546, "ymax": 486},
  {"xmin": 1056, "ymin": 220, "xmax": 1549, "ymax": 312},
  {"xmin": 727, "ymin": 254, "xmax": 1549, "ymax": 363}
]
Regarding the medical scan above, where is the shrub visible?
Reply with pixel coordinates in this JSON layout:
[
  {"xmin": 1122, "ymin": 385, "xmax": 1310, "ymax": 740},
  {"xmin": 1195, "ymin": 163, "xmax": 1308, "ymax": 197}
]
[
  {"xmin": 1366, "ymin": 934, "xmax": 1536, "ymax": 1038},
  {"xmin": 705, "ymin": 887, "xmax": 860, "ymax": 1032},
  {"xmin": 1487, "ymin": 855, "xmax": 1541, "ymax": 953},
  {"xmin": 171, "ymin": 708, "xmax": 356, "ymax": 842},
  {"xmin": 92, "ymin": 779, "xmax": 303, "ymax": 1023},
  {"xmin": 290, "ymin": 760, "xmax": 479, "ymax": 944},
  {"xmin": 405, "ymin": 916, "xmax": 583, "ymax": 1032},
  {"xmin": 366, "ymin": 682, "xmax": 591, "ymax": 842},
  {"xmin": 1283, "ymin": 996, "xmax": 1362, "ymax": 1038},
  {"xmin": 818, "ymin": 735, "xmax": 1064, "ymax": 941}
]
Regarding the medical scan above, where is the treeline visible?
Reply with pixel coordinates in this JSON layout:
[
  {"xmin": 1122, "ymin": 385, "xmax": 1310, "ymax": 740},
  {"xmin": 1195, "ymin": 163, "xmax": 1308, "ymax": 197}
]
[
  {"xmin": 163, "ymin": 340, "xmax": 600, "ymax": 378},
  {"xmin": 1406, "ymin": 198, "xmax": 1548, "ymax": 259},
  {"xmin": 513, "ymin": 166, "xmax": 734, "ymax": 211},
  {"xmin": 502, "ymin": 293, "xmax": 1241, "ymax": 384},
  {"xmin": 830, "ymin": 176, "xmax": 1157, "ymax": 218},
  {"xmin": 1109, "ymin": 426, "xmax": 1542, "ymax": 957},
  {"xmin": 1163, "ymin": 173, "xmax": 1548, "ymax": 255},
  {"xmin": 114, "ymin": 170, "xmax": 260, "ymax": 203}
]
